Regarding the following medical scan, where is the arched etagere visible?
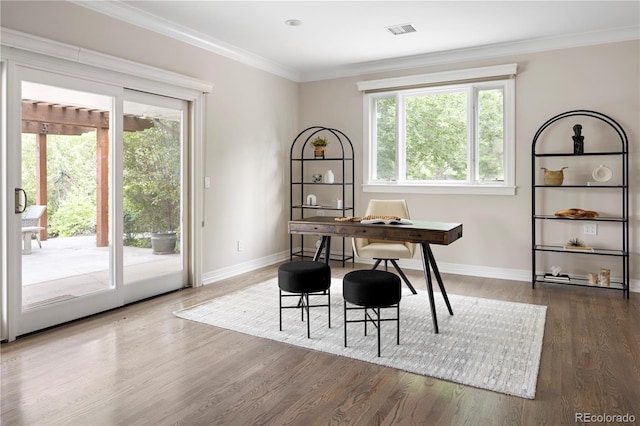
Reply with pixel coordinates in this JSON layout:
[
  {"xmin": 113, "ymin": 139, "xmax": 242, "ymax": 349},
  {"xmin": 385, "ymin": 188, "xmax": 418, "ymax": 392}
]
[{"xmin": 290, "ymin": 126, "xmax": 355, "ymax": 265}]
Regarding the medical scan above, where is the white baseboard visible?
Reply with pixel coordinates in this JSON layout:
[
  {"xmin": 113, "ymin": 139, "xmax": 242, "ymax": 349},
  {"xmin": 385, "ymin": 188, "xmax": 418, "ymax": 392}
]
[
  {"xmin": 361, "ymin": 257, "xmax": 532, "ymax": 282},
  {"xmin": 201, "ymin": 251, "xmax": 639, "ymax": 294},
  {"xmin": 365, "ymin": 257, "xmax": 640, "ymax": 294},
  {"xmin": 201, "ymin": 251, "xmax": 290, "ymax": 285}
]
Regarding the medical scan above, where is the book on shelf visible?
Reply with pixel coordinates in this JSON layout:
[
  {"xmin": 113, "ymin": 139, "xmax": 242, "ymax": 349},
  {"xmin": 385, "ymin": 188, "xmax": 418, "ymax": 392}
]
[
  {"xmin": 543, "ymin": 273, "xmax": 571, "ymax": 282},
  {"xmin": 563, "ymin": 244, "xmax": 594, "ymax": 252},
  {"xmin": 360, "ymin": 218, "xmax": 413, "ymax": 225}
]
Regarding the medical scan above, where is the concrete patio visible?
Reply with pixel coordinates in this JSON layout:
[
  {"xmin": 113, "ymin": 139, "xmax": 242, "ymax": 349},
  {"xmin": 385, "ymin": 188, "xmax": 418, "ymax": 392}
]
[{"xmin": 21, "ymin": 235, "xmax": 180, "ymax": 308}]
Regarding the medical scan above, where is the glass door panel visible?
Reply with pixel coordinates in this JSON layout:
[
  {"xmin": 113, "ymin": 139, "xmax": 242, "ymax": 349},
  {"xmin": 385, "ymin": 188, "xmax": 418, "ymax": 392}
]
[
  {"xmin": 122, "ymin": 91, "xmax": 187, "ymax": 302},
  {"xmin": 13, "ymin": 67, "xmax": 123, "ymax": 337},
  {"xmin": 21, "ymin": 81, "xmax": 114, "ymax": 309}
]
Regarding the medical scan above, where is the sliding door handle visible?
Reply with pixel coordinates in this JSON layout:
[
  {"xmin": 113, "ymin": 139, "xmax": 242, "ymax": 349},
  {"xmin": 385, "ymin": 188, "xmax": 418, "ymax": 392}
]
[{"xmin": 15, "ymin": 188, "xmax": 27, "ymax": 214}]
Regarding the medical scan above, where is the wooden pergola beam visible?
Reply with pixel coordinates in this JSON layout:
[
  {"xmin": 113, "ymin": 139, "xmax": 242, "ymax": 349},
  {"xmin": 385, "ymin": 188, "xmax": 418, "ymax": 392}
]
[
  {"xmin": 123, "ymin": 115, "xmax": 155, "ymax": 132},
  {"xmin": 21, "ymin": 100, "xmax": 155, "ymax": 247},
  {"xmin": 36, "ymin": 134, "xmax": 48, "ymax": 242},
  {"xmin": 22, "ymin": 121, "xmax": 95, "ymax": 136},
  {"xmin": 96, "ymin": 127, "xmax": 109, "ymax": 247},
  {"xmin": 22, "ymin": 101, "xmax": 108, "ymax": 129},
  {"xmin": 22, "ymin": 100, "xmax": 155, "ymax": 134}
]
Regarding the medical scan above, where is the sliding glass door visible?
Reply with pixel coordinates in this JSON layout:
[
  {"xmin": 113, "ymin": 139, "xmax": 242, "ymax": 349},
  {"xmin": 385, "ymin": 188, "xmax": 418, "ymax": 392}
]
[{"xmin": 6, "ymin": 68, "xmax": 189, "ymax": 338}]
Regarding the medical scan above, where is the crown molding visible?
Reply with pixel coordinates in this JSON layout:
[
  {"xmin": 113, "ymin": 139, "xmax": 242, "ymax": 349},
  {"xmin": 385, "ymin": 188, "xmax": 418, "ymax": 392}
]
[
  {"xmin": 72, "ymin": 0, "xmax": 301, "ymax": 82},
  {"xmin": 72, "ymin": 1, "xmax": 638, "ymax": 83},
  {"xmin": 300, "ymin": 25, "xmax": 640, "ymax": 82},
  {"xmin": 0, "ymin": 28, "xmax": 213, "ymax": 95}
]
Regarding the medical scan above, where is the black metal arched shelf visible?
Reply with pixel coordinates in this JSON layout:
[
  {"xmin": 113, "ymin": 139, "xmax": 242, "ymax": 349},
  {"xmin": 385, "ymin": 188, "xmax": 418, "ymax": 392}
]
[
  {"xmin": 531, "ymin": 110, "xmax": 629, "ymax": 298},
  {"xmin": 290, "ymin": 126, "xmax": 355, "ymax": 265}
]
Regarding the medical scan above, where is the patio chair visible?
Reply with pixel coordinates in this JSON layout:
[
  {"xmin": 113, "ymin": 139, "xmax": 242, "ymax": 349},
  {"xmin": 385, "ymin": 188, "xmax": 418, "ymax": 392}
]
[{"xmin": 22, "ymin": 205, "xmax": 47, "ymax": 249}]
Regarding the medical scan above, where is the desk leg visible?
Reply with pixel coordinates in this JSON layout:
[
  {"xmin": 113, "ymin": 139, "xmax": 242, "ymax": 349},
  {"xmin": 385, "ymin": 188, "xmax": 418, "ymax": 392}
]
[
  {"xmin": 324, "ymin": 237, "xmax": 331, "ymax": 264},
  {"xmin": 420, "ymin": 243, "xmax": 454, "ymax": 333},
  {"xmin": 313, "ymin": 236, "xmax": 331, "ymax": 265},
  {"xmin": 420, "ymin": 243, "xmax": 439, "ymax": 333},
  {"xmin": 425, "ymin": 244, "xmax": 453, "ymax": 315}
]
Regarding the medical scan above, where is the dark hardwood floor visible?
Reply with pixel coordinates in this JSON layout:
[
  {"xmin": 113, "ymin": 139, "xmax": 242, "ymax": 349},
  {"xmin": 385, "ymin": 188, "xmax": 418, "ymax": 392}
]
[{"xmin": 1, "ymin": 262, "xmax": 639, "ymax": 425}]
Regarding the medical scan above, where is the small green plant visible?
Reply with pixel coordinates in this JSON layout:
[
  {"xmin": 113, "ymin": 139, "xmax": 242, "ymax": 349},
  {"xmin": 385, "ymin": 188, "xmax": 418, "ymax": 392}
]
[{"xmin": 311, "ymin": 136, "xmax": 328, "ymax": 147}]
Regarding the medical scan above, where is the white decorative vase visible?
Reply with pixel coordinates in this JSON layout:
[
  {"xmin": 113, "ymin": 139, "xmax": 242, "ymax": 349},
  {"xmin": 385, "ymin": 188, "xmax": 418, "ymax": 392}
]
[
  {"xmin": 324, "ymin": 169, "xmax": 334, "ymax": 184},
  {"xmin": 306, "ymin": 194, "xmax": 317, "ymax": 206}
]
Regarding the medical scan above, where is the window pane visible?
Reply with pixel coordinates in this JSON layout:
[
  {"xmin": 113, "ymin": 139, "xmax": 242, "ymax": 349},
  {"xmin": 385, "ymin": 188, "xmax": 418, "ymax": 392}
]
[
  {"xmin": 123, "ymin": 100, "xmax": 183, "ymax": 285},
  {"xmin": 374, "ymin": 97, "xmax": 396, "ymax": 180},
  {"xmin": 405, "ymin": 92, "xmax": 467, "ymax": 181},
  {"xmin": 478, "ymin": 89, "xmax": 504, "ymax": 182}
]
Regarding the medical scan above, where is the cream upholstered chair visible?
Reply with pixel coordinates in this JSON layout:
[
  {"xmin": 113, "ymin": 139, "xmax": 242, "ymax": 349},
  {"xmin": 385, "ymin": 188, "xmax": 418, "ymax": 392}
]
[{"xmin": 352, "ymin": 199, "xmax": 417, "ymax": 294}]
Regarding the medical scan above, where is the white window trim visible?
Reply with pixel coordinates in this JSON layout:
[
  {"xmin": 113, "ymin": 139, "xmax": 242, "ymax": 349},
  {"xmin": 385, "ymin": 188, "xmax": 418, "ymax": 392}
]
[{"xmin": 358, "ymin": 64, "xmax": 517, "ymax": 196}]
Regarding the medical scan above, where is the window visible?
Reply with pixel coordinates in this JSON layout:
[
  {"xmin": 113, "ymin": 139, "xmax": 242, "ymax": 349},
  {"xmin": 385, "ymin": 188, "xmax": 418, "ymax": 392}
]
[{"xmin": 359, "ymin": 64, "xmax": 517, "ymax": 195}]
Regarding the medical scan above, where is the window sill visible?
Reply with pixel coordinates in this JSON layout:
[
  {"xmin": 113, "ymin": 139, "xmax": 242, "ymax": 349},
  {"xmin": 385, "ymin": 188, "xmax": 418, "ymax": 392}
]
[{"xmin": 362, "ymin": 183, "xmax": 517, "ymax": 195}]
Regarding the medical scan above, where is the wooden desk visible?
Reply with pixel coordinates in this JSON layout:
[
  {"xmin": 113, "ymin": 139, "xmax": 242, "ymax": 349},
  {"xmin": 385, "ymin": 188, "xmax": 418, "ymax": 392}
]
[{"xmin": 288, "ymin": 216, "xmax": 463, "ymax": 333}]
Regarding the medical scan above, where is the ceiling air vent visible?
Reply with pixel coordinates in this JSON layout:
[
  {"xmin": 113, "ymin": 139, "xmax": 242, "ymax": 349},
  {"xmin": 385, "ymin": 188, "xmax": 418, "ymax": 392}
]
[{"xmin": 386, "ymin": 23, "xmax": 416, "ymax": 36}]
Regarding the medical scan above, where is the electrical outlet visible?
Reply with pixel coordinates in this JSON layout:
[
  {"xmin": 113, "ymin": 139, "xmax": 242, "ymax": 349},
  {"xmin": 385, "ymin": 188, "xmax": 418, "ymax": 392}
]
[
  {"xmin": 583, "ymin": 223, "xmax": 597, "ymax": 236},
  {"xmin": 317, "ymin": 210, "xmax": 325, "ymax": 216},
  {"xmin": 237, "ymin": 240, "xmax": 244, "ymax": 251}
]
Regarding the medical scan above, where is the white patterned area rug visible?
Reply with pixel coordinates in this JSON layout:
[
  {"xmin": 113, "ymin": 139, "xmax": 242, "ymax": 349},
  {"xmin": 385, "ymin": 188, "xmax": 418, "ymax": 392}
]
[{"xmin": 174, "ymin": 278, "xmax": 547, "ymax": 399}]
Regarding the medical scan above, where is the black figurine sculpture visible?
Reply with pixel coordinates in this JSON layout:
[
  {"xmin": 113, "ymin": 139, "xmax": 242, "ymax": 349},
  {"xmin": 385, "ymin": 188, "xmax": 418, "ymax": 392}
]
[{"xmin": 572, "ymin": 124, "xmax": 584, "ymax": 154}]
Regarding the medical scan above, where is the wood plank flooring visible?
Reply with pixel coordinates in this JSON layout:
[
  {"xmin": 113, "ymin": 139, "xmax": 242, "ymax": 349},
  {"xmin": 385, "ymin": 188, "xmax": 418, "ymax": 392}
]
[{"xmin": 2, "ymin": 263, "xmax": 639, "ymax": 425}]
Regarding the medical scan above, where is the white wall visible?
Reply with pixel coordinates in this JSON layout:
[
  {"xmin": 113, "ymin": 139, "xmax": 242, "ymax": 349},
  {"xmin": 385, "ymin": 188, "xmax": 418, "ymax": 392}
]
[
  {"xmin": 299, "ymin": 41, "xmax": 640, "ymax": 283},
  {"xmin": 1, "ymin": 1, "xmax": 298, "ymax": 282}
]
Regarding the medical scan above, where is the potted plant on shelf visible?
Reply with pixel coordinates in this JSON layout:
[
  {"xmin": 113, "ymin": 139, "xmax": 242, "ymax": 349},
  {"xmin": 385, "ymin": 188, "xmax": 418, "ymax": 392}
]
[{"xmin": 311, "ymin": 136, "xmax": 328, "ymax": 159}]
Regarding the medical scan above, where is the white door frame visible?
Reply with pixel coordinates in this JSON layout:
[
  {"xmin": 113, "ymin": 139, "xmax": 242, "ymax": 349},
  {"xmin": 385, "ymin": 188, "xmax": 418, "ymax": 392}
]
[{"xmin": 1, "ymin": 29, "xmax": 210, "ymax": 341}]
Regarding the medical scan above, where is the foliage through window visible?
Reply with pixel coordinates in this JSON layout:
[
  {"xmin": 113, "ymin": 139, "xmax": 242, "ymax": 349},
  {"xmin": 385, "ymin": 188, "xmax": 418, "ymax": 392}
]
[
  {"xmin": 362, "ymin": 67, "xmax": 516, "ymax": 195},
  {"xmin": 21, "ymin": 121, "xmax": 181, "ymax": 245},
  {"xmin": 373, "ymin": 84, "xmax": 507, "ymax": 183}
]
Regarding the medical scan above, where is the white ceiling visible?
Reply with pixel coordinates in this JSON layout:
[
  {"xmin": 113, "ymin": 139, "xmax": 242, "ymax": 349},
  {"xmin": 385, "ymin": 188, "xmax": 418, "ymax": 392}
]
[{"xmin": 77, "ymin": 1, "xmax": 640, "ymax": 82}]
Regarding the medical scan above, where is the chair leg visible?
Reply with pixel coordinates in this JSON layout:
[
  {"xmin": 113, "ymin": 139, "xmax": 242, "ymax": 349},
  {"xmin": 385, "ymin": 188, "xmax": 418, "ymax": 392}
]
[
  {"xmin": 280, "ymin": 285, "xmax": 330, "ymax": 338},
  {"xmin": 371, "ymin": 259, "xmax": 383, "ymax": 270},
  {"xmin": 397, "ymin": 303, "xmax": 400, "ymax": 345},
  {"xmin": 279, "ymin": 289, "xmax": 283, "ymax": 331},
  {"xmin": 36, "ymin": 236, "xmax": 42, "ymax": 248},
  {"xmin": 327, "ymin": 288, "xmax": 331, "ymax": 329},
  {"xmin": 364, "ymin": 307, "xmax": 368, "ymax": 336},
  {"xmin": 343, "ymin": 300, "xmax": 348, "ymax": 347},
  {"xmin": 305, "ymin": 293, "xmax": 311, "ymax": 339},
  {"xmin": 389, "ymin": 259, "xmax": 417, "ymax": 294}
]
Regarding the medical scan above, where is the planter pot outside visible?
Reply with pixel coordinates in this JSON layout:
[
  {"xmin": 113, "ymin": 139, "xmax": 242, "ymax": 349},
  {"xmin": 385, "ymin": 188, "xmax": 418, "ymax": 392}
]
[{"xmin": 151, "ymin": 231, "xmax": 177, "ymax": 255}]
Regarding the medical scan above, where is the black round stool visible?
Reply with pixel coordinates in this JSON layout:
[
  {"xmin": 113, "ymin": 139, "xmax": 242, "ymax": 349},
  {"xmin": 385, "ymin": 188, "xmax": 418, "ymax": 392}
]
[
  {"xmin": 278, "ymin": 261, "xmax": 331, "ymax": 338},
  {"xmin": 343, "ymin": 270, "xmax": 401, "ymax": 357}
]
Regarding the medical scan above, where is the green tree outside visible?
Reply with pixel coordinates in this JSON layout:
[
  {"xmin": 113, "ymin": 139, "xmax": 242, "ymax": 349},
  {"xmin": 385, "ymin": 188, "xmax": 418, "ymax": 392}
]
[
  {"xmin": 21, "ymin": 119, "xmax": 181, "ymax": 247},
  {"xmin": 373, "ymin": 88, "xmax": 504, "ymax": 182},
  {"xmin": 21, "ymin": 132, "xmax": 97, "ymax": 237},
  {"xmin": 123, "ymin": 120, "xmax": 181, "ymax": 246}
]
